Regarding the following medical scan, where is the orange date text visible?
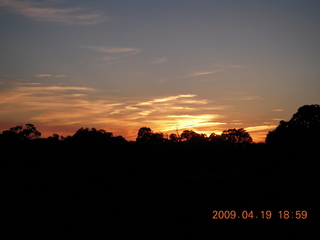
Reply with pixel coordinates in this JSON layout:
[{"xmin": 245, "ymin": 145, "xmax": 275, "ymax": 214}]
[{"xmin": 212, "ymin": 210, "xmax": 308, "ymax": 220}]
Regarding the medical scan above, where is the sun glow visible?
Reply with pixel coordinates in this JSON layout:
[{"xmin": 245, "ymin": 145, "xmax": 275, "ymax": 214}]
[{"xmin": 0, "ymin": 81, "xmax": 280, "ymax": 142}]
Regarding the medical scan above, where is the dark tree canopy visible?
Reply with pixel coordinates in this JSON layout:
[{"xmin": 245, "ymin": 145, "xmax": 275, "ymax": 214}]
[
  {"xmin": 2, "ymin": 123, "xmax": 41, "ymax": 141},
  {"xmin": 73, "ymin": 127, "xmax": 113, "ymax": 140},
  {"xmin": 136, "ymin": 127, "xmax": 165, "ymax": 144},
  {"xmin": 169, "ymin": 133, "xmax": 179, "ymax": 142},
  {"xmin": 221, "ymin": 128, "xmax": 252, "ymax": 144},
  {"xmin": 180, "ymin": 130, "xmax": 198, "ymax": 141},
  {"xmin": 180, "ymin": 130, "xmax": 208, "ymax": 143},
  {"xmin": 266, "ymin": 104, "xmax": 320, "ymax": 146},
  {"xmin": 208, "ymin": 133, "xmax": 222, "ymax": 143},
  {"xmin": 289, "ymin": 104, "xmax": 320, "ymax": 130},
  {"xmin": 136, "ymin": 127, "xmax": 153, "ymax": 143},
  {"xmin": 71, "ymin": 127, "xmax": 126, "ymax": 145}
]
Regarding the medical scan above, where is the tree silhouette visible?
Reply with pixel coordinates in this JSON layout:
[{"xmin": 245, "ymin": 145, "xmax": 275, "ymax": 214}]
[
  {"xmin": 149, "ymin": 132, "xmax": 165, "ymax": 144},
  {"xmin": 179, "ymin": 130, "xmax": 208, "ymax": 143},
  {"xmin": 136, "ymin": 127, "xmax": 153, "ymax": 143},
  {"xmin": 266, "ymin": 104, "xmax": 320, "ymax": 146},
  {"xmin": 221, "ymin": 128, "xmax": 252, "ymax": 144},
  {"xmin": 208, "ymin": 133, "xmax": 222, "ymax": 143},
  {"xmin": 169, "ymin": 133, "xmax": 180, "ymax": 142},
  {"xmin": 136, "ymin": 127, "xmax": 165, "ymax": 144},
  {"xmin": 70, "ymin": 127, "xmax": 126, "ymax": 145},
  {"xmin": 2, "ymin": 123, "xmax": 41, "ymax": 141},
  {"xmin": 180, "ymin": 130, "xmax": 198, "ymax": 141},
  {"xmin": 73, "ymin": 127, "xmax": 113, "ymax": 140}
]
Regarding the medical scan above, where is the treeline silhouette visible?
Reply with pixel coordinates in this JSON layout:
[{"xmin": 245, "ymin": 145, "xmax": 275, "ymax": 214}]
[
  {"xmin": 2, "ymin": 104, "xmax": 320, "ymax": 148},
  {"xmin": 0, "ymin": 122, "xmax": 253, "ymax": 146},
  {"xmin": 2, "ymin": 104, "xmax": 320, "ymax": 239}
]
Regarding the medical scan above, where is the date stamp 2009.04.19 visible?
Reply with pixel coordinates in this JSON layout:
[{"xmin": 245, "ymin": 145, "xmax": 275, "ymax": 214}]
[{"xmin": 212, "ymin": 210, "xmax": 308, "ymax": 220}]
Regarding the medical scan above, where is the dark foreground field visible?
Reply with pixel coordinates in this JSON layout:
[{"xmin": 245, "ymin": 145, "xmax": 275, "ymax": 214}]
[{"xmin": 2, "ymin": 142, "xmax": 320, "ymax": 239}]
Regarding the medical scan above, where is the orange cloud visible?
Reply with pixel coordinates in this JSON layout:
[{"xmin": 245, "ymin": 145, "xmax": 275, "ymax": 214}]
[
  {"xmin": 35, "ymin": 74, "xmax": 67, "ymax": 78},
  {"xmin": 0, "ymin": 82, "xmax": 230, "ymax": 139},
  {"xmin": 0, "ymin": 81, "xmax": 274, "ymax": 141},
  {"xmin": 244, "ymin": 125, "xmax": 278, "ymax": 143}
]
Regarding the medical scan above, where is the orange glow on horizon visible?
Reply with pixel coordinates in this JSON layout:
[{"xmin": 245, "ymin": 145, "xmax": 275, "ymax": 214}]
[
  {"xmin": 16, "ymin": 122, "xmax": 272, "ymax": 143},
  {"xmin": 0, "ymin": 82, "xmax": 280, "ymax": 143}
]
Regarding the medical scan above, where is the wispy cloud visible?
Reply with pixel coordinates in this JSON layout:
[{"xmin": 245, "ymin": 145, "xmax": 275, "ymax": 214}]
[
  {"xmin": 1, "ymin": 80, "xmax": 272, "ymax": 142},
  {"xmin": 0, "ymin": 81, "xmax": 229, "ymax": 139},
  {"xmin": 273, "ymin": 109, "xmax": 285, "ymax": 112},
  {"xmin": 149, "ymin": 57, "xmax": 168, "ymax": 64},
  {"xmin": 82, "ymin": 46, "xmax": 142, "ymax": 55},
  {"xmin": 35, "ymin": 74, "xmax": 67, "ymax": 78},
  {"xmin": 210, "ymin": 63, "xmax": 246, "ymax": 69},
  {"xmin": 0, "ymin": 0, "xmax": 109, "ymax": 25},
  {"xmin": 245, "ymin": 125, "xmax": 278, "ymax": 132},
  {"xmin": 176, "ymin": 63, "xmax": 247, "ymax": 80},
  {"xmin": 162, "ymin": 114, "xmax": 225, "ymax": 132},
  {"xmin": 0, "ymin": 85, "xmax": 96, "ymax": 105},
  {"xmin": 192, "ymin": 71, "xmax": 216, "ymax": 76},
  {"xmin": 81, "ymin": 46, "xmax": 142, "ymax": 64},
  {"xmin": 243, "ymin": 125, "xmax": 278, "ymax": 143},
  {"xmin": 14, "ymin": 82, "xmax": 42, "ymax": 86},
  {"xmin": 224, "ymin": 96, "xmax": 261, "ymax": 101},
  {"xmin": 136, "ymin": 94, "xmax": 197, "ymax": 105},
  {"xmin": 0, "ymin": 76, "xmax": 277, "ymax": 143},
  {"xmin": 178, "ymin": 70, "xmax": 221, "ymax": 79}
]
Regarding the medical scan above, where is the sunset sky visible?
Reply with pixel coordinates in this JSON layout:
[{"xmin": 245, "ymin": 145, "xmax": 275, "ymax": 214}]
[{"xmin": 1, "ymin": 0, "xmax": 319, "ymax": 142}]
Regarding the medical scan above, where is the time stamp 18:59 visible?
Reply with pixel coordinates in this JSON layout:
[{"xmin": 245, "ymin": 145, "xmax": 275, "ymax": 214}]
[{"xmin": 212, "ymin": 210, "xmax": 308, "ymax": 220}]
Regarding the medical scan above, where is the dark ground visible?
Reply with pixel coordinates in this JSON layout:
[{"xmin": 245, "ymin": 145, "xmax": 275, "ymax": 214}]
[{"xmin": 2, "ymin": 141, "xmax": 320, "ymax": 239}]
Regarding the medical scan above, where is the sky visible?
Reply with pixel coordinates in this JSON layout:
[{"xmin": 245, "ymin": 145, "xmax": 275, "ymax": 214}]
[{"xmin": 1, "ymin": 0, "xmax": 319, "ymax": 142}]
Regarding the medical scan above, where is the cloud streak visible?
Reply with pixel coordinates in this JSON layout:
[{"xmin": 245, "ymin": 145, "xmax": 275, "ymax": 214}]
[
  {"xmin": 245, "ymin": 125, "xmax": 278, "ymax": 132},
  {"xmin": 149, "ymin": 57, "xmax": 168, "ymax": 64},
  {"xmin": 136, "ymin": 94, "xmax": 197, "ymax": 106},
  {"xmin": 224, "ymin": 96, "xmax": 261, "ymax": 101},
  {"xmin": 0, "ymin": 80, "xmax": 274, "ymax": 142},
  {"xmin": 176, "ymin": 63, "xmax": 246, "ymax": 80},
  {"xmin": 82, "ymin": 46, "xmax": 142, "ymax": 55},
  {"xmin": 178, "ymin": 70, "xmax": 220, "ymax": 79},
  {"xmin": 0, "ymin": 0, "xmax": 109, "ymax": 25},
  {"xmin": 192, "ymin": 71, "xmax": 216, "ymax": 76},
  {"xmin": 35, "ymin": 74, "xmax": 67, "ymax": 78},
  {"xmin": 81, "ymin": 46, "xmax": 142, "ymax": 64},
  {"xmin": 0, "ymin": 81, "xmax": 228, "ymax": 139}
]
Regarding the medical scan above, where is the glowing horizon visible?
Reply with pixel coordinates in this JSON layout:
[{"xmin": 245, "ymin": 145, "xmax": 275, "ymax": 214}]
[{"xmin": 0, "ymin": 80, "xmax": 280, "ymax": 142}]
